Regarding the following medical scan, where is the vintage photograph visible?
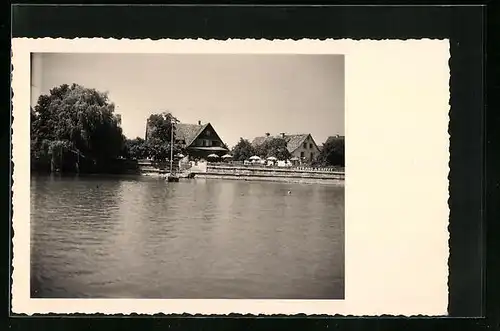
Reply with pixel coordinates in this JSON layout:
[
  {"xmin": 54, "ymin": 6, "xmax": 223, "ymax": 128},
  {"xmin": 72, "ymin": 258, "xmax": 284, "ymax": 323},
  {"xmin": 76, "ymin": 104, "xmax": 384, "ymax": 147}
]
[
  {"xmin": 29, "ymin": 53, "xmax": 345, "ymax": 299},
  {"xmin": 12, "ymin": 38, "xmax": 450, "ymax": 315}
]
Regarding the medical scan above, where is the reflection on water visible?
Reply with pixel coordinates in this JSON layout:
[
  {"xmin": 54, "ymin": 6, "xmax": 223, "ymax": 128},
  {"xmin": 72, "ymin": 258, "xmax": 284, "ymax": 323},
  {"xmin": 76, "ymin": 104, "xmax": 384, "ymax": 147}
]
[{"xmin": 30, "ymin": 174, "xmax": 344, "ymax": 299}]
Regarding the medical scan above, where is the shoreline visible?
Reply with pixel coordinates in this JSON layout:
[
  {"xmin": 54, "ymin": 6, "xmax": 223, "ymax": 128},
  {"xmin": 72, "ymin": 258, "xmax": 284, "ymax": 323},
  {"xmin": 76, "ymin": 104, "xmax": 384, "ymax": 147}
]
[
  {"xmin": 193, "ymin": 173, "xmax": 345, "ymax": 185},
  {"xmin": 31, "ymin": 171, "xmax": 345, "ymax": 185}
]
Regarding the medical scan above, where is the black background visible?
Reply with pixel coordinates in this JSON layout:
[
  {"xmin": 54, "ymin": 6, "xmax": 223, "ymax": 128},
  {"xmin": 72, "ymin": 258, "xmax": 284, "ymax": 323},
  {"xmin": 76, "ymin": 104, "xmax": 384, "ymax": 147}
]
[{"xmin": 3, "ymin": 2, "xmax": 498, "ymax": 331}]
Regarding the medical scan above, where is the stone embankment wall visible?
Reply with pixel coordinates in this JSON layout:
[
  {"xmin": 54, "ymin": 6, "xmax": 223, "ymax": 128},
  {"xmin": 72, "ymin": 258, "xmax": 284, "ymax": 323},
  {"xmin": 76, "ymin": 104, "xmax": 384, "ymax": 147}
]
[
  {"xmin": 193, "ymin": 163, "xmax": 345, "ymax": 181},
  {"xmin": 138, "ymin": 160, "xmax": 345, "ymax": 183}
]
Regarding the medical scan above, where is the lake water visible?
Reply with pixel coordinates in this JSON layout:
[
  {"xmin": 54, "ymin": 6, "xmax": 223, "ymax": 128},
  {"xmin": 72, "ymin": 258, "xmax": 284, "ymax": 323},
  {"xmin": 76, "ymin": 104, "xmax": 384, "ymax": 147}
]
[{"xmin": 30, "ymin": 175, "xmax": 345, "ymax": 299}]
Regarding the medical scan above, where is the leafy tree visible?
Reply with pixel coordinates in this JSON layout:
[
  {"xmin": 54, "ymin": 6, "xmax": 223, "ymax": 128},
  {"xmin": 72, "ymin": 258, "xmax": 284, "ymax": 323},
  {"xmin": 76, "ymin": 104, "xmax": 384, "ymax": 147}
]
[
  {"xmin": 316, "ymin": 137, "xmax": 345, "ymax": 167},
  {"xmin": 31, "ymin": 83, "xmax": 125, "ymax": 168},
  {"xmin": 145, "ymin": 112, "xmax": 181, "ymax": 161},
  {"xmin": 231, "ymin": 138, "xmax": 256, "ymax": 161},
  {"xmin": 146, "ymin": 112, "xmax": 176, "ymax": 141},
  {"xmin": 255, "ymin": 138, "xmax": 291, "ymax": 160},
  {"xmin": 144, "ymin": 137, "xmax": 169, "ymax": 161},
  {"xmin": 123, "ymin": 137, "xmax": 148, "ymax": 160}
]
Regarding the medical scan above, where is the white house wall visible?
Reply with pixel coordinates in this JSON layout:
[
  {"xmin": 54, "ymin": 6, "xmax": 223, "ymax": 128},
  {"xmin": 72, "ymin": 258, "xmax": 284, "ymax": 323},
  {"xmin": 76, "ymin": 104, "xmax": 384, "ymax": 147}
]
[{"xmin": 291, "ymin": 135, "xmax": 320, "ymax": 161}]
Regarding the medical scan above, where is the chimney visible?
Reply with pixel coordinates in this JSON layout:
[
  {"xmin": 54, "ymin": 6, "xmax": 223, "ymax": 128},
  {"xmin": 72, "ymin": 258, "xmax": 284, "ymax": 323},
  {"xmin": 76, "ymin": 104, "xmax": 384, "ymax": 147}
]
[
  {"xmin": 265, "ymin": 132, "xmax": 270, "ymax": 137},
  {"xmin": 198, "ymin": 120, "xmax": 202, "ymax": 125},
  {"xmin": 280, "ymin": 132, "xmax": 286, "ymax": 138}
]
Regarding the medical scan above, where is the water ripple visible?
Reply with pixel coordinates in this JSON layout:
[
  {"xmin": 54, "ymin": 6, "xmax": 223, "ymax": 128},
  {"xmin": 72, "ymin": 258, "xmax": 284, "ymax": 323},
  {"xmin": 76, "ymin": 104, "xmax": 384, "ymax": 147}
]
[{"xmin": 31, "ymin": 175, "xmax": 344, "ymax": 299}]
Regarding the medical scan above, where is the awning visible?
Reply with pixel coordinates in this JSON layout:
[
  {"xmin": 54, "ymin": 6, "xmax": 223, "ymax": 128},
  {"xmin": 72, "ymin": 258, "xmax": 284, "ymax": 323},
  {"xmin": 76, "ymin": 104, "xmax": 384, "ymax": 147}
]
[{"xmin": 188, "ymin": 147, "xmax": 228, "ymax": 152}]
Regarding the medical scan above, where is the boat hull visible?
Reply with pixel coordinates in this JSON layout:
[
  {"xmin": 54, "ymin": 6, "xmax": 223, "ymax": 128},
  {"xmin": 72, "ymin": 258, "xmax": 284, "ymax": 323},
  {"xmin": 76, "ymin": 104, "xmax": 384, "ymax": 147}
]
[{"xmin": 167, "ymin": 175, "xmax": 180, "ymax": 182}]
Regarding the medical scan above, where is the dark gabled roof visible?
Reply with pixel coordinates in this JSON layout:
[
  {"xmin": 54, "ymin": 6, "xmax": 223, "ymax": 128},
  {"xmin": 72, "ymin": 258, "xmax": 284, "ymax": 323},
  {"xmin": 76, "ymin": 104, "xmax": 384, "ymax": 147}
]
[
  {"xmin": 251, "ymin": 133, "xmax": 312, "ymax": 153},
  {"xmin": 146, "ymin": 119, "xmax": 228, "ymax": 149},
  {"xmin": 175, "ymin": 123, "xmax": 208, "ymax": 146}
]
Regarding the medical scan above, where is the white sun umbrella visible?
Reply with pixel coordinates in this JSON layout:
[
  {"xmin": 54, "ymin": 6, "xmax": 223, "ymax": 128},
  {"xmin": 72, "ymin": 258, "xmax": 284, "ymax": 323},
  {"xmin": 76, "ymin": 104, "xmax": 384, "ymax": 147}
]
[
  {"xmin": 207, "ymin": 153, "xmax": 219, "ymax": 158},
  {"xmin": 266, "ymin": 156, "xmax": 277, "ymax": 161},
  {"xmin": 290, "ymin": 156, "xmax": 299, "ymax": 161},
  {"xmin": 249, "ymin": 155, "xmax": 261, "ymax": 161},
  {"xmin": 222, "ymin": 154, "xmax": 233, "ymax": 159},
  {"xmin": 176, "ymin": 153, "xmax": 185, "ymax": 158}
]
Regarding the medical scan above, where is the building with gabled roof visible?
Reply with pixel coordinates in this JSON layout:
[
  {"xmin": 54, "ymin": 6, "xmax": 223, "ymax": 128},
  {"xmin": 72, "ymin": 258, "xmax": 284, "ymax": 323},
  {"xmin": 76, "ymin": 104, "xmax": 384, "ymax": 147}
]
[
  {"xmin": 146, "ymin": 119, "xmax": 229, "ymax": 159},
  {"xmin": 251, "ymin": 132, "xmax": 321, "ymax": 162}
]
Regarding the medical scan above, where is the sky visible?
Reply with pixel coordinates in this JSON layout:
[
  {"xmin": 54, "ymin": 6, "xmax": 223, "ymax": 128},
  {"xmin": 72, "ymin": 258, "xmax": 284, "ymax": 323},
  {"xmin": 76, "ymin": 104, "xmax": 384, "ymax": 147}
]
[{"xmin": 31, "ymin": 53, "xmax": 344, "ymax": 148}]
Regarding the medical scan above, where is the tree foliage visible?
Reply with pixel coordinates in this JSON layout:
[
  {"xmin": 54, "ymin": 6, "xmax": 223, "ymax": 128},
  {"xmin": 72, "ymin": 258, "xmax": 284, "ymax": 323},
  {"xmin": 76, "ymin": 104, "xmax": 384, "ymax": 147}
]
[
  {"xmin": 31, "ymin": 83, "xmax": 125, "ymax": 167},
  {"xmin": 231, "ymin": 138, "xmax": 256, "ymax": 161},
  {"xmin": 122, "ymin": 137, "xmax": 148, "ymax": 160},
  {"xmin": 147, "ymin": 112, "xmax": 175, "ymax": 141},
  {"xmin": 255, "ymin": 138, "xmax": 291, "ymax": 161},
  {"xmin": 316, "ymin": 137, "xmax": 345, "ymax": 167},
  {"xmin": 144, "ymin": 112, "xmax": 181, "ymax": 161}
]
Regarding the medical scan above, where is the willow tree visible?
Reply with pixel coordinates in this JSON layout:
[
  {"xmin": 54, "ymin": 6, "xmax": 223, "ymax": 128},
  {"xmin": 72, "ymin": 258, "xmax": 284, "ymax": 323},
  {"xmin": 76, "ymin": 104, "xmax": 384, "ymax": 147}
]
[{"xmin": 31, "ymin": 83, "xmax": 125, "ymax": 170}]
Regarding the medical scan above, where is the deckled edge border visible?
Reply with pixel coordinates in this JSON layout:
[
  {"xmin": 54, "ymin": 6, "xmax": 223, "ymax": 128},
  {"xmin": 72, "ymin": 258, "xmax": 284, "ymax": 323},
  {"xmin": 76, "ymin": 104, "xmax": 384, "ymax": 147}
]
[{"xmin": 10, "ymin": 37, "xmax": 451, "ymax": 317}]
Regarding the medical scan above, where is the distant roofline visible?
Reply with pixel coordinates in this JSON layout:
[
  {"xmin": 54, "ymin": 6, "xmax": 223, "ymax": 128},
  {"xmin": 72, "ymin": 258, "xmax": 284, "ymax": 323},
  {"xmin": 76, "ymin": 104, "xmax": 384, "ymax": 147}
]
[{"xmin": 251, "ymin": 133, "xmax": 320, "ymax": 153}]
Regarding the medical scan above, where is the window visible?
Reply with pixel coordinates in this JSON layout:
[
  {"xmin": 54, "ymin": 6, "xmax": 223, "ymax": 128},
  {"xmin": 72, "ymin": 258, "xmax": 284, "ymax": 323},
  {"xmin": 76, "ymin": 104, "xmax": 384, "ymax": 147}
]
[
  {"xmin": 212, "ymin": 140, "xmax": 220, "ymax": 147},
  {"xmin": 206, "ymin": 130, "xmax": 211, "ymax": 136},
  {"xmin": 310, "ymin": 152, "xmax": 314, "ymax": 160},
  {"xmin": 300, "ymin": 151, "xmax": 305, "ymax": 158},
  {"xmin": 303, "ymin": 142, "xmax": 307, "ymax": 149},
  {"xmin": 309, "ymin": 143, "xmax": 313, "ymax": 149}
]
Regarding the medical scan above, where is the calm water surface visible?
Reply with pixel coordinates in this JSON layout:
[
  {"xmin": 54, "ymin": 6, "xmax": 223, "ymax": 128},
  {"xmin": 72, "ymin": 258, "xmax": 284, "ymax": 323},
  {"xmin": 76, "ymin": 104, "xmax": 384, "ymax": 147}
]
[{"xmin": 31, "ymin": 175, "xmax": 344, "ymax": 299}]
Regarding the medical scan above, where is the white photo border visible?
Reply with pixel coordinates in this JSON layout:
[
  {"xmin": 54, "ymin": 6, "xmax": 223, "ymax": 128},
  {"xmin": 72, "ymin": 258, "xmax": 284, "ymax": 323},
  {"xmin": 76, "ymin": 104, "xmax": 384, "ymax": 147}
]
[{"xmin": 12, "ymin": 38, "xmax": 450, "ymax": 316}]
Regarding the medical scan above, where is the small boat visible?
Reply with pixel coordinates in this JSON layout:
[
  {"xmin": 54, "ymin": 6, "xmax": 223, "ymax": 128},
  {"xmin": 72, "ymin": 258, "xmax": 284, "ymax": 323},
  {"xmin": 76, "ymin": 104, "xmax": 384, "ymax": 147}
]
[{"xmin": 167, "ymin": 173, "xmax": 179, "ymax": 182}]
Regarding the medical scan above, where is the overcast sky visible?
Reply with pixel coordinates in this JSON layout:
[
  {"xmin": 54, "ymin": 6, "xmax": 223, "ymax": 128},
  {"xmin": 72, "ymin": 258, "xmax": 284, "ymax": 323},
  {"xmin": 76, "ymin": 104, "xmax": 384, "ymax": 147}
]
[{"xmin": 31, "ymin": 53, "xmax": 344, "ymax": 148}]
